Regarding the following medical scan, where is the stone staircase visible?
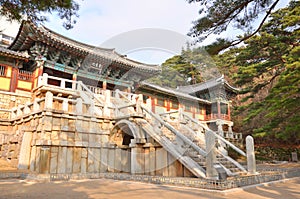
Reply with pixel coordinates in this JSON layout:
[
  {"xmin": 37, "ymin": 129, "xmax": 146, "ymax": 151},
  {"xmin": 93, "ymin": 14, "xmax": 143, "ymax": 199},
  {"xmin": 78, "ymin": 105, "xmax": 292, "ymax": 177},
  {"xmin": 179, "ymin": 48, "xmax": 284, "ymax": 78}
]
[{"xmin": 8, "ymin": 74, "xmax": 251, "ymax": 179}]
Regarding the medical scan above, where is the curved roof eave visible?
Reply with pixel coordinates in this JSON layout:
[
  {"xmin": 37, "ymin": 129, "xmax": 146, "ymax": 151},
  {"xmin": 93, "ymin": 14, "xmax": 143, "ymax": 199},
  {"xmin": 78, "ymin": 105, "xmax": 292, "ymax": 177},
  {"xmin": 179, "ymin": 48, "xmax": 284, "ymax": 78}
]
[
  {"xmin": 140, "ymin": 82, "xmax": 211, "ymax": 104},
  {"xmin": 9, "ymin": 20, "xmax": 161, "ymax": 73}
]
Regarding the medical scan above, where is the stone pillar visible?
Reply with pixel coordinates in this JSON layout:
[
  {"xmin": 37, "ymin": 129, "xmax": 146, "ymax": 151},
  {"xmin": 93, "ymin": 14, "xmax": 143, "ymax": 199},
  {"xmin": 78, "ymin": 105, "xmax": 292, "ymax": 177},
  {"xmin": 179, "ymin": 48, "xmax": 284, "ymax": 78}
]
[
  {"xmin": 217, "ymin": 100, "xmax": 221, "ymax": 119},
  {"xmin": 77, "ymin": 81, "xmax": 83, "ymax": 91},
  {"xmin": 60, "ymin": 79, "xmax": 66, "ymax": 89},
  {"xmin": 130, "ymin": 141, "xmax": 144, "ymax": 175},
  {"xmin": 33, "ymin": 100, "xmax": 40, "ymax": 111},
  {"xmin": 228, "ymin": 122, "xmax": 233, "ymax": 139},
  {"xmin": 246, "ymin": 135, "xmax": 257, "ymax": 175},
  {"xmin": 227, "ymin": 102, "xmax": 231, "ymax": 121},
  {"xmin": 62, "ymin": 99, "xmax": 68, "ymax": 112},
  {"xmin": 88, "ymin": 101, "xmax": 95, "ymax": 115},
  {"xmin": 103, "ymin": 90, "xmax": 111, "ymax": 117},
  {"xmin": 72, "ymin": 73, "xmax": 77, "ymax": 90},
  {"xmin": 205, "ymin": 130, "xmax": 218, "ymax": 179},
  {"xmin": 136, "ymin": 94, "xmax": 143, "ymax": 115},
  {"xmin": 18, "ymin": 132, "xmax": 33, "ymax": 169},
  {"xmin": 103, "ymin": 81, "xmax": 107, "ymax": 90},
  {"xmin": 76, "ymin": 98, "xmax": 83, "ymax": 115},
  {"xmin": 41, "ymin": 73, "xmax": 48, "ymax": 86},
  {"xmin": 17, "ymin": 106, "xmax": 22, "ymax": 117},
  {"xmin": 178, "ymin": 108, "xmax": 184, "ymax": 123},
  {"xmin": 24, "ymin": 103, "xmax": 31, "ymax": 114},
  {"xmin": 45, "ymin": 91, "xmax": 53, "ymax": 109}
]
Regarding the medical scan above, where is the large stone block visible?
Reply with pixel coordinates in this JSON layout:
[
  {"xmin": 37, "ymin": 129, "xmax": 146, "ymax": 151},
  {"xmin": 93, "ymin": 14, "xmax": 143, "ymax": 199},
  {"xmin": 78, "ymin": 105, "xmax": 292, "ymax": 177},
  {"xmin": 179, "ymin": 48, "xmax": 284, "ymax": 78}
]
[
  {"xmin": 73, "ymin": 147, "xmax": 81, "ymax": 173},
  {"xmin": 167, "ymin": 152, "xmax": 178, "ymax": 177},
  {"xmin": 18, "ymin": 132, "xmax": 32, "ymax": 170},
  {"xmin": 131, "ymin": 146, "xmax": 144, "ymax": 175},
  {"xmin": 66, "ymin": 147, "xmax": 73, "ymax": 173},
  {"xmin": 35, "ymin": 146, "xmax": 41, "ymax": 173},
  {"xmin": 52, "ymin": 117, "xmax": 61, "ymax": 130},
  {"xmin": 144, "ymin": 148, "xmax": 150, "ymax": 175},
  {"xmin": 43, "ymin": 116, "xmax": 53, "ymax": 131},
  {"xmin": 81, "ymin": 157, "xmax": 87, "ymax": 173},
  {"xmin": 107, "ymin": 148, "xmax": 115, "ymax": 172},
  {"xmin": 149, "ymin": 147, "xmax": 156, "ymax": 176},
  {"xmin": 67, "ymin": 132, "xmax": 75, "ymax": 146},
  {"xmin": 121, "ymin": 149, "xmax": 130, "ymax": 173},
  {"xmin": 100, "ymin": 148, "xmax": 108, "ymax": 173},
  {"xmin": 40, "ymin": 147, "xmax": 50, "ymax": 174},
  {"xmin": 50, "ymin": 147, "xmax": 58, "ymax": 173},
  {"xmin": 114, "ymin": 148, "xmax": 122, "ymax": 172},
  {"xmin": 29, "ymin": 146, "xmax": 36, "ymax": 172},
  {"xmin": 51, "ymin": 131, "xmax": 60, "ymax": 141},
  {"xmin": 94, "ymin": 148, "xmax": 101, "ymax": 173},
  {"xmin": 68, "ymin": 119, "xmax": 76, "ymax": 131},
  {"xmin": 82, "ymin": 120, "xmax": 89, "ymax": 132},
  {"xmin": 87, "ymin": 148, "xmax": 95, "ymax": 173},
  {"xmin": 155, "ymin": 147, "xmax": 168, "ymax": 176},
  {"xmin": 57, "ymin": 147, "xmax": 67, "ymax": 173},
  {"xmin": 61, "ymin": 118, "xmax": 69, "ymax": 131}
]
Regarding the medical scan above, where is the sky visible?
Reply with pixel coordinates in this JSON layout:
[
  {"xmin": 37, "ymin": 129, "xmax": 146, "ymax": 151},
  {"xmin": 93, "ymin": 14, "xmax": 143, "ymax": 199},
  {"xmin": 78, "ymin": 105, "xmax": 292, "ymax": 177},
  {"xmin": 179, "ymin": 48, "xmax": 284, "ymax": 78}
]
[
  {"xmin": 44, "ymin": 0, "xmax": 206, "ymax": 64},
  {"xmin": 1, "ymin": 0, "xmax": 290, "ymax": 64}
]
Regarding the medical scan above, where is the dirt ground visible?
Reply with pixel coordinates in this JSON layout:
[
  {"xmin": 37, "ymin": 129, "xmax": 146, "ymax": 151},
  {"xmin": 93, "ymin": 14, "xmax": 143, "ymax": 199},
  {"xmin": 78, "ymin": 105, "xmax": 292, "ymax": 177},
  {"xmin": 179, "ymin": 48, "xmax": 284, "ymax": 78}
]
[
  {"xmin": 0, "ymin": 159, "xmax": 299, "ymax": 199},
  {"xmin": 0, "ymin": 177, "xmax": 299, "ymax": 199}
]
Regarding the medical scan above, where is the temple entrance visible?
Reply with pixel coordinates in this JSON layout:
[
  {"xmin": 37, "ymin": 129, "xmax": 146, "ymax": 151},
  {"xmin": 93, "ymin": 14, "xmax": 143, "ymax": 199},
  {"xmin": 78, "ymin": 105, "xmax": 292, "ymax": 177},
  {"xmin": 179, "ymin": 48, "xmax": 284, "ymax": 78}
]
[{"xmin": 110, "ymin": 120, "xmax": 146, "ymax": 174}]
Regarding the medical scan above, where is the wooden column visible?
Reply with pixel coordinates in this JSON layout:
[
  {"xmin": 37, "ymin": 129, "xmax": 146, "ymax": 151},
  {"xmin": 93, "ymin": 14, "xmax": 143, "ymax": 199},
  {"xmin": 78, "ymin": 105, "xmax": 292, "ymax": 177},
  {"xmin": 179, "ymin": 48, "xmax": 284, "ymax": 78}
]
[
  {"xmin": 217, "ymin": 101, "xmax": 221, "ymax": 119},
  {"xmin": 151, "ymin": 97, "xmax": 155, "ymax": 113},
  {"xmin": 103, "ymin": 80, "xmax": 107, "ymax": 90},
  {"xmin": 227, "ymin": 103, "xmax": 231, "ymax": 121},
  {"xmin": 9, "ymin": 67, "xmax": 18, "ymax": 92},
  {"xmin": 166, "ymin": 99, "xmax": 170, "ymax": 111}
]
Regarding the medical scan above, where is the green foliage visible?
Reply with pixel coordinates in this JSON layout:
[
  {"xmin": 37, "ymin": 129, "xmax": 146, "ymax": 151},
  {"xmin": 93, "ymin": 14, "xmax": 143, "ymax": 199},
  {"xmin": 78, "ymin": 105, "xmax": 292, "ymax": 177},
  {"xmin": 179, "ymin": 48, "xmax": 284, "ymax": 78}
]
[
  {"xmin": 211, "ymin": 1, "xmax": 299, "ymax": 144},
  {"xmin": 148, "ymin": 45, "xmax": 218, "ymax": 87},
  {"xmin": 0, "ymin": 0, "xmax": 79, "ymax": 29},
  {"xmin": 187, "ymin": 0, "xmax": 285, "ymax": 47}
]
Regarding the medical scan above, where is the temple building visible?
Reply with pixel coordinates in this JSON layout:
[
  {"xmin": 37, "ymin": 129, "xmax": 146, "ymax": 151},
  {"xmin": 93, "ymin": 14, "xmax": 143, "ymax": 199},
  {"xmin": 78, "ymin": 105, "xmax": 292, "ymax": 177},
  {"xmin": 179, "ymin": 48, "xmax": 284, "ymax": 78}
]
[{"xmin": 0, "ymin": 21, "xmax": 254, "ymax": 180}]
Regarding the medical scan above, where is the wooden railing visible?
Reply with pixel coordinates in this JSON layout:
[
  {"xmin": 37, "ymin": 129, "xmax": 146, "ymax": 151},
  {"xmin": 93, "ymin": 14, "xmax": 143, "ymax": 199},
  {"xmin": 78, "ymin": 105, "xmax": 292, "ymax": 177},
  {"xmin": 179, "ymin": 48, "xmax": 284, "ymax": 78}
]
[
  {"xmin": 0, "ymin": 64, "xmax": 6, "ymax": 76},
  {"xmin": 18, "ymin": 70, "xmax": 33, "ymax": 81},
  {"xmin": 205, "ymin": 113, "xmax": 230, "ymax": 121}
]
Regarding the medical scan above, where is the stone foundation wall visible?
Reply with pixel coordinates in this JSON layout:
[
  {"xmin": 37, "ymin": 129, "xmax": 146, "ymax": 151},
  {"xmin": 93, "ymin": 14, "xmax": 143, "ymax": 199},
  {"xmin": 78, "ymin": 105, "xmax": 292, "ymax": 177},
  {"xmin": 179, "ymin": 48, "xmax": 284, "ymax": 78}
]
[
  {"xmin": 0, "ymin": 108, "xmax": 193, "ymax": 177},
  {"xmin": 0, "ymin": 91, "xmax": 31, "ymax": 120}
]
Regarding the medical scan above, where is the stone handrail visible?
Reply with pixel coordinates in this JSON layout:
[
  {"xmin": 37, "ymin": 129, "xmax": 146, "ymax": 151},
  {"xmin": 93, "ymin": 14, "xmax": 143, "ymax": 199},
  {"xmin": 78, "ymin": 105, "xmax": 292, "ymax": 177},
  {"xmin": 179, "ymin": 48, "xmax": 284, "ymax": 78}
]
[
  {"xmin": 11, "ymin": 98, "xmax": 45, "ymax": 119},
  {"xmin": 181, "ymin": 112, "xmax": 246, "ymax": 157},
  {"xmin": 38, "ymin": 73, "xmax": 78, "ymax": 90},
  {"xmin": 141, "ymin": 105, "xmax": 207, "ymax": 157},
  {"xmin": 223, "ymin": 131, "xmax": 243, "ymax": 140}
]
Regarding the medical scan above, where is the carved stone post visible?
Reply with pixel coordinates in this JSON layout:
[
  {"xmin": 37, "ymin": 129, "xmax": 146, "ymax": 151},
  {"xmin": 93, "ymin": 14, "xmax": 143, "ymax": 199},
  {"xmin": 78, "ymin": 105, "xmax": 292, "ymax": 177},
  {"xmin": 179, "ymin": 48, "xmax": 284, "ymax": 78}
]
[
  {"xmin": 76, "ymin": 98, "xmax": 83, "ymax": 115},
  {"xmin": 136, "ymin": 94, "xmax": 143, "ymax": 115},
  {"xmin": 45, "ymin": 91, "xmax": 53, "ymax": 109},
  {"xmin": 178, "ymin": 108, "xmax": 184, "ymax": 123},
  {"xmin": 145, "ymin": 98, "xmax": 152, "ymax": 120},
  {"xmin": 24, "ymin": 103, "xmax": 31, "ymax": 114},
  {"xmin": 246, "ymin": 135, "xmax": 257, "ymax": 175},
  {"xmin": 42, "ymin": 73, "xmax": 48, "ymax": 86},
  {"xmin": 88, "ymin": 100, "xmax": 95, "ymax": 115},
  {"xmin": 103, "ymin": 90, "xmax": 111, "ymax": 117},
  {"xmin": 130, "ymin": 139, "xmax": 145, "ymax": 175},
  {"xmin": 205, "ymin": 130, "xmax": 218, "ymax": 179},
  {"xmin": 62, "ymin": 99, "xmax": 68, "ymax": 112},
  {"xmin": 33, "ymin": 100, "xmax": 40, "ymax": 111},
  {"xmin": 228, "ymin": 122, "xmax": 234, "ymax": 139}
]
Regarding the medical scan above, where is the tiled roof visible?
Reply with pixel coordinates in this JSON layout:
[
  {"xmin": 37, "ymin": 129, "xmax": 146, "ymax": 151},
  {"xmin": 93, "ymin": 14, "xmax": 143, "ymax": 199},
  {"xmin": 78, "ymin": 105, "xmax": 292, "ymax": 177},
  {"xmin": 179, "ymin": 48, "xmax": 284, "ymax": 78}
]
[
  {"xmin": 140, "ymin": 82, "xmax": 211, "ymax": 104},
  {"xmin": 177, "ymin": 75, "xmax": 239, "ymax": 94},
  {"xmin": 0, "ymin": 46, "xmax": 29, "ymax": 60},
  {"xmin": 9, "ymin": 21, "xmax": 161, "ymax": 73}
]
